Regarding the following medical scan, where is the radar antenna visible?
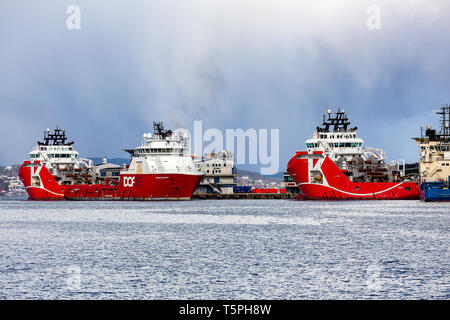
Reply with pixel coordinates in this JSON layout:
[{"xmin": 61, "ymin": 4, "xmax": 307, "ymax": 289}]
[
  {"xmin": 317, "ymin": 108, "xmax": 352, "ymax": 133},
  {"xmin": 436, "ymin": 104, "xmax": 450, "ymax": 138},
  {"xmin": 37, "ymin": 126, "xmax": 74, "ymax": 146}
]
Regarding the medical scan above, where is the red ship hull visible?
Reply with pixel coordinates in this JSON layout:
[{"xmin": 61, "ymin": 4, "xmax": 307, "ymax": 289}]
[
  {"xmin": 19, "ymin": 161, "xmax": 203, "ymax": 201},
  {"xmin": 287, "ymin": 151, "xmax": 420, "ymax": 200}
]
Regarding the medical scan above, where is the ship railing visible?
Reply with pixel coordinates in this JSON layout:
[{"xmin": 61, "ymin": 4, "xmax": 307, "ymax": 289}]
[
  {"xmin": 363, "ymin": 147, "xmax": 385, "ymax": 160},
  {"xmin": 80, "ymin": 158, "xmax": 93, "ymax": 168}
]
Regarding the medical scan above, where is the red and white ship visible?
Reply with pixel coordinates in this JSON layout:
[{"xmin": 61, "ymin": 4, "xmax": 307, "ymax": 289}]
[
  {"xmin": 287, "ymin": 109, "xmax": 419, "ymax": 200},
  {"xmin": 19, "ymin": 122, "xmax": 204, "ymax": 200}
]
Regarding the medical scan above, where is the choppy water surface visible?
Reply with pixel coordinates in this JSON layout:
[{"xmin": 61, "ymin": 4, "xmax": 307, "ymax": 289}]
[{"xmin": 0, "ymin": 199, "xmax": 448, "ymax": 299}]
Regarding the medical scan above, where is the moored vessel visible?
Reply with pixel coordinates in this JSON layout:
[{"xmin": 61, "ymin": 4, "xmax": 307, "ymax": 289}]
[
  {"xmin": 412, "ymin": 105, "xmax": 450, "ymax": 201},
  {"xmin": 287, "ymin": 109, "xmax": 419, "ymax": 200},
  {"xmin": 19, "ymin": 123, "xmax": 204, "ymax": 201}
]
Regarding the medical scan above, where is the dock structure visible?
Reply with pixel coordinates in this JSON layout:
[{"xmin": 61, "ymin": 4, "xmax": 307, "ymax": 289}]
[
  {"xmin": 192, "ymin": 193, "xmax": 297, "ymax": 200},
  {"xmin": 194, "ymin": 150, "xmax": 237, "ymax": 195}
]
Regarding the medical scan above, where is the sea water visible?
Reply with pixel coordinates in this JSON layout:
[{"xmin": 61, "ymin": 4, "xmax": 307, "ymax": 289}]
[{"xmin": 0, "ymin": 199, "xmax": 448, "ymax": 299}]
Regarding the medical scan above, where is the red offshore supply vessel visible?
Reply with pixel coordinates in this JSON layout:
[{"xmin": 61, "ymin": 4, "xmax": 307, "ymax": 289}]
[
  {"xmin": 19, "ymin": 122, "xmax": 204, "ymax": 200},
  {"xmin": 287, "ymin": 109, "xmax": 420, "ymax": 200}
]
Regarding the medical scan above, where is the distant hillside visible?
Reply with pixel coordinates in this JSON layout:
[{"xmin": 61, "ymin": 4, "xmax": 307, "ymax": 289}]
[
  {"xmin": 0, "ymin": 165, "xmax": 22, "ymax": 193},
  {"xmin": 0, "ymin": 165, "xmax": 20, "ymax": 176},
  {"xmin": 235, "ymin": 168, "xmax": 284, "ymax": 184}
]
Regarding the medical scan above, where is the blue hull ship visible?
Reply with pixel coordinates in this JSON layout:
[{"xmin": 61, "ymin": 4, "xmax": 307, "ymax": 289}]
[
  {"xmin": 413, "ymin": 105, "xmax": 450, "ymax": 202},
  {"xmin": 420, "ymin": 181, "xmax": 450, "ymax": 202}
]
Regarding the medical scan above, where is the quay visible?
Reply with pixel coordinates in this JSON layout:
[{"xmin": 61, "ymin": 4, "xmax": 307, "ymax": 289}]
[{"xmin": 192, "ymin": 193, "xmax": 297, "ymax": 200}]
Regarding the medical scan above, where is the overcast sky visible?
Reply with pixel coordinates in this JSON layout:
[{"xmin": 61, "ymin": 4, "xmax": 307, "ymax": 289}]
[{"xmin": 1, "ymin": 0, "xmax": 450, "ymax": 172}]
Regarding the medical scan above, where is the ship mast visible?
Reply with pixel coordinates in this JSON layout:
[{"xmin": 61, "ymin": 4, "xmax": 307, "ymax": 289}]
[
  {"xmin": 317, "ymin": 108, "xmax": 355, "ymax": 133},
  {"xmin": 436, "ymin": 105, "xmax": 450, "ymax": 140},
  {"xmin": 38, "ymin": 127, "xmax": 74, "ymax": 146}
]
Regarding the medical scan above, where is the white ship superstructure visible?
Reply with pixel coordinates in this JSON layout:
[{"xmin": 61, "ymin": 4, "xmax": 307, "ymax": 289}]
[
  {"xmin": 304, "ymin": 109, "xmax": 388, "ymax": 171},
  {"xmin": 413, "ymin": 105, "xmax": 450, "ymax": 183},
  {"xmin": 28, "ymin": 128, "xmax": 93, "ymax": 184},
  {"xmin": 123, "ymin": 122, "xmax": 201, "ymax": 176},
  {"xmin": 302, "ymin": 109, "xmax": 401, "ymax": 182}
]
